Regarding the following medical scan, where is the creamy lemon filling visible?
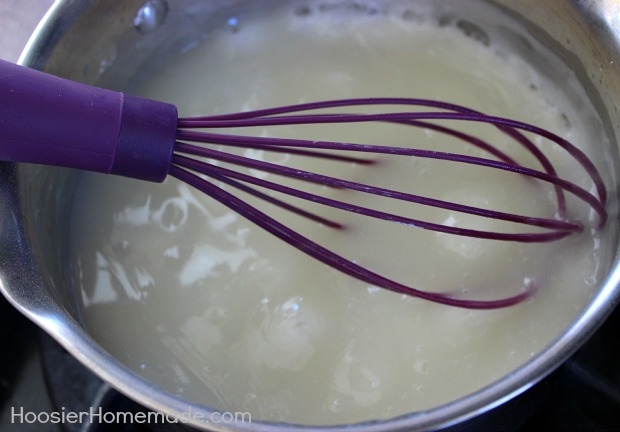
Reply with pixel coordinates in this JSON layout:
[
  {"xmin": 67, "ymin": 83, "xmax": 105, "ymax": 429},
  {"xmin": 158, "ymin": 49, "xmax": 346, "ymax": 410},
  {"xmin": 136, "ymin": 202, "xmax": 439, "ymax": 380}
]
[{"xmin": 70, "ymin": 0, "xmax": 614, "ymax": 425}]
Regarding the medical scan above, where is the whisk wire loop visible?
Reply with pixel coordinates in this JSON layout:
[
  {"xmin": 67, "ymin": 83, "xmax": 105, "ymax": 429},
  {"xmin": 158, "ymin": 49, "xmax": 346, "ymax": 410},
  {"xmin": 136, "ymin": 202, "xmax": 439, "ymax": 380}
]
[
  {"xmin": 173, "ymin": 143, "xmax": 586, "ymax": 236},
  {"xmin": 170, "ymin": 98, "xmax": 608, "ymax": 309},
  {"xmin": 172, "ymin": 152, "xmax": 577, "ymax": 242},
  {"xmin": 169, "ymin": 164, "xmax": 535, "ymax": 310},
  {"xmin": 178, "ymin": 98, "xmax": 607, "ymax": 223}
]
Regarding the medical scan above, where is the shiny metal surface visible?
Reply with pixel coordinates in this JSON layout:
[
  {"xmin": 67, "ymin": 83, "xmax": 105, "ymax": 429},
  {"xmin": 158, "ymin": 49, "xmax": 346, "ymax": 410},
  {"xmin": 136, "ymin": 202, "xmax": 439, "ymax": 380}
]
[{"xmin": 1, "ymin": 1, "xmax": 620, "ymax": 430}]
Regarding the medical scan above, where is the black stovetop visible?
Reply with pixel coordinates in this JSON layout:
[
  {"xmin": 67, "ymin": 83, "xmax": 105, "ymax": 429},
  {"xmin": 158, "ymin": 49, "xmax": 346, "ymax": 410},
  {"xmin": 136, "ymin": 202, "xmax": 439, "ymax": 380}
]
[{"xmin": 1, "ymin": 294, "xmax": 619, "ymax": 432}]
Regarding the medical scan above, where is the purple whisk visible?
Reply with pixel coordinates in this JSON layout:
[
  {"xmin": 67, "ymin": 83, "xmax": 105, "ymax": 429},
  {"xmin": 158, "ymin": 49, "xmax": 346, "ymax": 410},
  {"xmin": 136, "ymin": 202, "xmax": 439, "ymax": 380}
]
[{"xmin": 0, "ymin": 59, "xmax": 608, "ymax": 309}]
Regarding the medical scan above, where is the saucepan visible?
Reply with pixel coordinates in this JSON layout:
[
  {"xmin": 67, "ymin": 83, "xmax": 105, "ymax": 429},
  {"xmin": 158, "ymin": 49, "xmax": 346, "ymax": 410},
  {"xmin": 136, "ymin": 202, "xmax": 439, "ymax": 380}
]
[{"xmin": 1, "ymin": 0, "xmax": 620, "ymax": 430}]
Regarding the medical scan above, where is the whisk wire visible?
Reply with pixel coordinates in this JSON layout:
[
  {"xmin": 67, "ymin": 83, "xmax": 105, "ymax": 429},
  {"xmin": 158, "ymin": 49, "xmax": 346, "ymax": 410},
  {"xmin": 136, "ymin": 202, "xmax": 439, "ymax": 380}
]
[
  {"xmin": 173, "ymin": 143, "xmax": 585, "ymax": 237},
  {"xmin": 172, "ymin": 152, "xmax": 577, "ymax": 242},
  {"xmin": 171, "ymin": 98, "xmax": 609, "ymax": 309},
  {"xmin": 169, "ymin": 164, "xmax": 535, "ymax": 310},
  {"xmin": 179, "ymin": 98, "xmax": 608, "ymax": 218}
]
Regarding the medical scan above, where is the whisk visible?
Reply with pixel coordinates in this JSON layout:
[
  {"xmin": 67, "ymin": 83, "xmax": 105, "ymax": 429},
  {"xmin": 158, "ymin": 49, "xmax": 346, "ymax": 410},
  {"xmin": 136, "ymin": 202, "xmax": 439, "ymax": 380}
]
[{"xmin": 0, "ymin": 59, "xmax": 607, "ymax": 309}]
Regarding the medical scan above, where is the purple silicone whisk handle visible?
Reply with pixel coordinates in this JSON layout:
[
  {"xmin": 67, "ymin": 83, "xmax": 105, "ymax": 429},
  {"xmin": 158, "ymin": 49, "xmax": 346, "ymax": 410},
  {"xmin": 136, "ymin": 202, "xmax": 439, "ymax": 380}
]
[{"xmin": 0, "ymin": 59, "xmax": 177, "ymax": 182}]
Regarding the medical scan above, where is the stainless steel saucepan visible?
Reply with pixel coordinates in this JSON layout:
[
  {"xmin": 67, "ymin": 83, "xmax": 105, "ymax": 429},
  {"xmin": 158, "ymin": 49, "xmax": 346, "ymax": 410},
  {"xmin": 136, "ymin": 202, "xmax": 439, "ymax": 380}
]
[{"xmin": 1, "ymin": 1, "xmax": 619, "ymax": 430}]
